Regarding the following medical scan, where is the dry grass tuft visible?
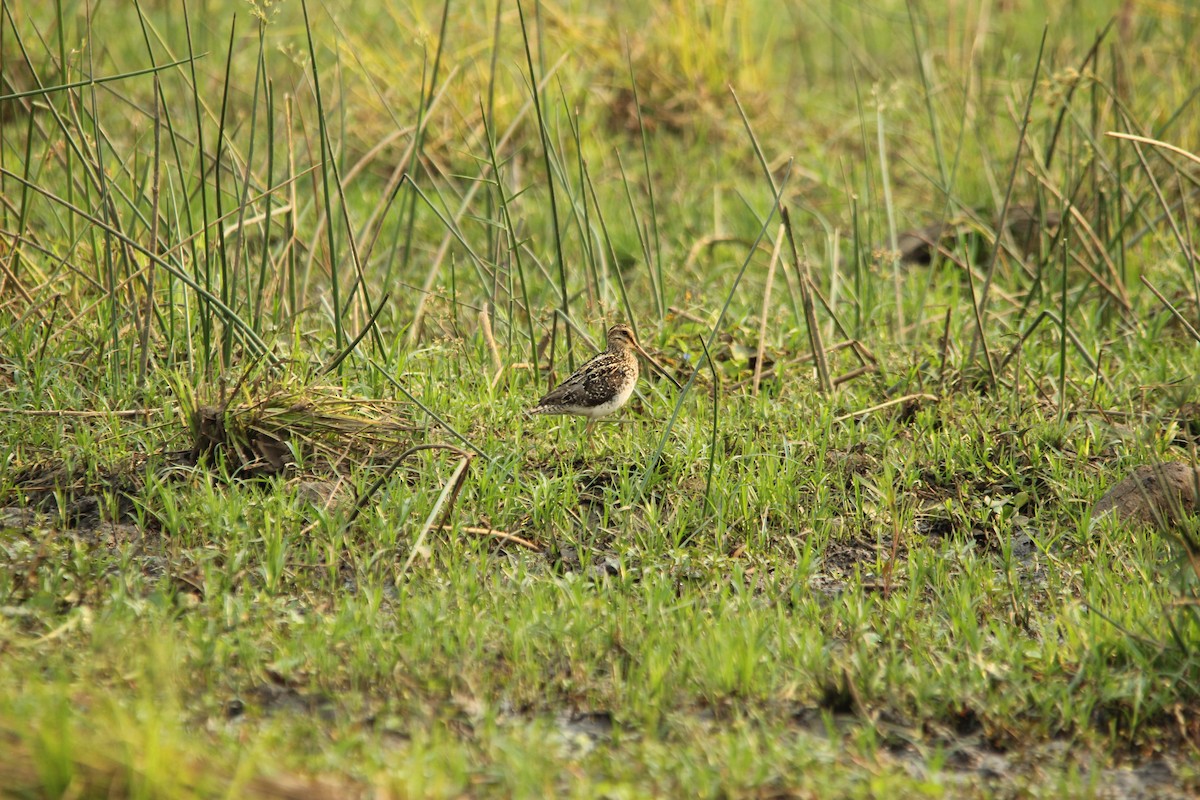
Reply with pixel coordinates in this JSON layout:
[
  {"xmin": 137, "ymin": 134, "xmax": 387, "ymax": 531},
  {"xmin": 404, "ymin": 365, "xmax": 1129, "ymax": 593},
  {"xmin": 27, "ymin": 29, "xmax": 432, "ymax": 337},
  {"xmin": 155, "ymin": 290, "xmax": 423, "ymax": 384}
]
[{"xmin": 173, "ymin": 375, "xmax": 416, "ymax": 478}]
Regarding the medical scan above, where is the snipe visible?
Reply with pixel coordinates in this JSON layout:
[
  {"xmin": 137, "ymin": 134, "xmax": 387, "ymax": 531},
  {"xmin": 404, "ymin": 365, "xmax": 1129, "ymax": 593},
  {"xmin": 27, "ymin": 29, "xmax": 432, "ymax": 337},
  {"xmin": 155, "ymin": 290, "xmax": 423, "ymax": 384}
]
[{"xmin": 529, "ymin": 324, "xmax": 672, "ymax": 443}]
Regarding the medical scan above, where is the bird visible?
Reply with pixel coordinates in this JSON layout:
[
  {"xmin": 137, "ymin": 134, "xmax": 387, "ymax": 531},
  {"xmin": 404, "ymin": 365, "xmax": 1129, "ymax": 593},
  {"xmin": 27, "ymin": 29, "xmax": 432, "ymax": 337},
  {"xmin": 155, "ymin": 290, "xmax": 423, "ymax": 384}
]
[{"xmin": 529, "ymin": 323, "xmax": 669, "ymax": 444}]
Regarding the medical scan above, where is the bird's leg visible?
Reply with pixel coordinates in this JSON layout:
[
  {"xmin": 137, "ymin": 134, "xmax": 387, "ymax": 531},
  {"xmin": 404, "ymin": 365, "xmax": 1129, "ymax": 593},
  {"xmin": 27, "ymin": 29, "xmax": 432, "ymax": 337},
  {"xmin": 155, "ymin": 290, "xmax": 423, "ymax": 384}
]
[{"xmin": 584, "ymin": 418, "xmax": 594, "ymax": 452}]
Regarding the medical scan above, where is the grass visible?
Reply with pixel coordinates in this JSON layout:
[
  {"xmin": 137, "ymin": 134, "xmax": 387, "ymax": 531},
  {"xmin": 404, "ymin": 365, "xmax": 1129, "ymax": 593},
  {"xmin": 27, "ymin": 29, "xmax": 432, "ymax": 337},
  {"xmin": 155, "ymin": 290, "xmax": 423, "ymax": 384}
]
[{"xmin": 3, "ymin": 0, "xmax": 1200, "ymax": 796}]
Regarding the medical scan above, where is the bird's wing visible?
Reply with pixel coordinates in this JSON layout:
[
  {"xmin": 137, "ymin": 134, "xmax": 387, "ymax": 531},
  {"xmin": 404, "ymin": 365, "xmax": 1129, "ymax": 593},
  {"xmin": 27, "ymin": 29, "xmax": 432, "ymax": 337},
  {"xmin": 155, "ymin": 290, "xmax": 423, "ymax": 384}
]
[{"xmin": 535, "ymin": 355, "xmax": 613, "ymax": 409}]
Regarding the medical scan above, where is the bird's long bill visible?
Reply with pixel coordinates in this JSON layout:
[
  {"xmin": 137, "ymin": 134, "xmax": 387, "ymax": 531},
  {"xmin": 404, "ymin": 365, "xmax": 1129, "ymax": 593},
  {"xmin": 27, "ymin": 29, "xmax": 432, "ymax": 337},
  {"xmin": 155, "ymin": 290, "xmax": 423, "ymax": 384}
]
[{"xmin": 631, "ymin": 341, "xmax": 683, "ymax": 391}]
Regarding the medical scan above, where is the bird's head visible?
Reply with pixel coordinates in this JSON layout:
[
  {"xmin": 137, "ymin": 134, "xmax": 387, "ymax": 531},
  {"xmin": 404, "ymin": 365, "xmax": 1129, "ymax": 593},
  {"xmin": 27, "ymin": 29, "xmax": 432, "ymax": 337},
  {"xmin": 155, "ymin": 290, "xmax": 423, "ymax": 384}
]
[{"xmin": 606, "ymin": 323, "xmax": 646, "ymax": 357}]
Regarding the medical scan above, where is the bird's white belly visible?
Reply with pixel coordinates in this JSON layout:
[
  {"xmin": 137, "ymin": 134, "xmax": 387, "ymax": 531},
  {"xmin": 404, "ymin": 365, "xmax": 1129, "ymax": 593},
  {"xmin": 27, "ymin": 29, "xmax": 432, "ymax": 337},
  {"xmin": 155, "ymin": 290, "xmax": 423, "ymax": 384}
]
[{"xmin": 581, "ymin": 380, "xmax": 636, "ymax": 419}]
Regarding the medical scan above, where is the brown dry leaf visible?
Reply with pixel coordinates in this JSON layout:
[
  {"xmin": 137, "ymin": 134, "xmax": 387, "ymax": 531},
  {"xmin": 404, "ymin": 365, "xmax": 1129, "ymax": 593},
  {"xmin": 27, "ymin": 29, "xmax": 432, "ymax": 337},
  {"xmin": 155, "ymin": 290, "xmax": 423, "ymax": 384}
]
[
  {"xmin": 1093, "ymin": 462, "xmax": 1200, "ymax": 528},
  {"xmin": 897, "ymin": 206, "xmax": 1062, "ymax": 266}
]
